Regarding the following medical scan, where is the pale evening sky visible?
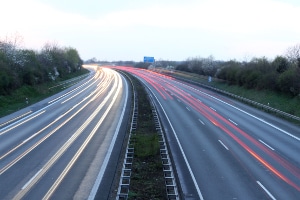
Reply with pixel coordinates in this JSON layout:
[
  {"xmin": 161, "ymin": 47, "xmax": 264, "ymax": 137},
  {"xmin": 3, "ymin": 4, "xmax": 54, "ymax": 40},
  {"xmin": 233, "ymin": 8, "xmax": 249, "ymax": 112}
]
[{"xmin": 1, "ymin": 0, "xmax": 300, "ymax": 62}]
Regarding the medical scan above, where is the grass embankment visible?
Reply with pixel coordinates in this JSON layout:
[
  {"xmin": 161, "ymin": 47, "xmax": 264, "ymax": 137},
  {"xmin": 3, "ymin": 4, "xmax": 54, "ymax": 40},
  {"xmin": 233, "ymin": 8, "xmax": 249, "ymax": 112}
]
[
  {"xmin": 0, "ymin": 69, "xmax": 89, "ymax": 117},
  {"xmin": 157, "ymin": 68, "xmax": 300, "ymax": 119},
  {"xmin": 128, "ymin": 74, "xmax": 166, "ymax": 199}
]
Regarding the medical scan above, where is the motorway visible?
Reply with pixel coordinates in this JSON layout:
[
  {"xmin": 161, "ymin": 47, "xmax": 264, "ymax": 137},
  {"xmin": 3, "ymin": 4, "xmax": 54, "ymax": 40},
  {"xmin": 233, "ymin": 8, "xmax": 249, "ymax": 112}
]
[
  {"xmin": 116, "ymin": 66, "xmax": 300, "ymax": 200},
  {"xmin": 0, "ymin": 66, "xmax": 130, "ymax": 199}
]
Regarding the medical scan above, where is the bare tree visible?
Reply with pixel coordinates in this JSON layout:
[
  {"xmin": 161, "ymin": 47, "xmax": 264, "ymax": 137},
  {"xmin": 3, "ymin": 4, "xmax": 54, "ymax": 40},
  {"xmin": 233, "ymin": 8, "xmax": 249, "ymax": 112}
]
[
  {"xmin": 286, "ymin": 44, "xmax": 300, "ymax": 68},
  {"xmin": 0, "ymin": 33, "xmax": 27, "ymax": 68},
  {"xmin": 0, "ymin": 32, "xmax": 23, "ymax": 51},
  {"xmin": 186, "ymin": 56, "xmax": 204, "ymax": 75},
  {"xmin": 202, "ymin": 55, "xmax": 218, "ymax": 76}
]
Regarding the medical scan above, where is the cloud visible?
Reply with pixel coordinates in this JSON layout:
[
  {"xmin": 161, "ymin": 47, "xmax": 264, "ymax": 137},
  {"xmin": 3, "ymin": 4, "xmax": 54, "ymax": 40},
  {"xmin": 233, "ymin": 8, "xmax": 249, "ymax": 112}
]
[
  {"xmin": 1, "ymin": 0, "xmax": 300, "ymax": 61},
  {"xmin": 90, "ymin": 0, "xmax": 300, "ymax": 33},
  {"xmin": 1, "ymin": 0, "xmax": 91, "ymax": 47}
]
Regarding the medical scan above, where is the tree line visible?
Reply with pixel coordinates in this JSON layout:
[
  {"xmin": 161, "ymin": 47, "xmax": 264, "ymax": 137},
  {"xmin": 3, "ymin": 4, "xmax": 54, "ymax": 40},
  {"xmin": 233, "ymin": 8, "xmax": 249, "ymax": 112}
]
[
  {"xmin": 216, "ymin": 55, "xmax": 300, "ymax": 96},
  {"xmin": 160, "ymin": 44, "xmax": 300, "ymax": 97},
  {"xmin": 0, "ymin": 36, "xmax": 83, "ymax": 95}
]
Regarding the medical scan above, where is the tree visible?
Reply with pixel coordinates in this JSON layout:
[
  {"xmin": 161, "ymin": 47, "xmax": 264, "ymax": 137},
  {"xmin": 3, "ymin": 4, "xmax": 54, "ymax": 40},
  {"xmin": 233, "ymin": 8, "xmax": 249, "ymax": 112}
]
[
  {"xmin": 21, "ymin": 49, "xmax": 44, "ymax": 85},
  {"xmin": 278, "ymin": 67, "xmax": 300, "ymax": 96},
  {"xmin": 0, "ymin": 52, "xmax": 12, "ymax": 94},
  {"xmin": 286, "ymin": 44, "xmax": 300, "ymax": 68},
  {"xmin": 202, "ymin": 55, "xmax": 218, "ymax": 76},
  {"xmin": 64, "ymin": 47, "xmax": 83, "ymax": 72},
  {"xmin": 176, "ymin": 62, "xmax": 190, "ymax": 72},
  {"xmin": 134, "ymin": 62, "xmax": 151, "ymax": 69},
  {"xmin": 217, "ymin": 60, "xmax": 242, "ymax": 84},
  {"xmin": 40, "ymin": 42, "xmax": 81, "ymax": 79},
  {"xmin": 186, "ymin": 57, "xmax": 204, "ymax": 75},
  {"xmin": 85, "ymin": 57, "xmax": 98, "ymax": 64},
  {"xmin": 0, "ymin": 36, "xmax": 84, "ymax": 94},
  {"xmin": 273, "ymin": 56, "xmax": 289, "ymax": 73}
]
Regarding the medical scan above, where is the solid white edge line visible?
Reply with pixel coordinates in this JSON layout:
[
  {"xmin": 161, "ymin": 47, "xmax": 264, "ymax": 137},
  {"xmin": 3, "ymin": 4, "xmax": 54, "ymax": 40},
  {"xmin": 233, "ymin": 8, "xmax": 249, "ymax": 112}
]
[
  {"xmin": 0, "ymin": 111, "xmax": 32, "ymax": 128},
  {"xmin": 22, "ymin": 169, "xmax": 43, "ymax": 190},
  {"xmin": 175, "ymin": 80, "xmax": 300, "ymax": 142},
  {"xmin": 258, "ymin": 139, "xmax": 275, "ymax": 151},
  {"xmin": 0, "ymin": 110, "xmax": 46, "ymax": 136},
  {"xmin": 256, "ymin": 181, "xmax": 276, "ymax": 200},
  {"xmin": 87, "ymin": 72, "xmax": 128, "ymax": 200},
  {"xmin": 186, "ymin": 106, "xmax": 190, "ymax": 111},
  {"xmin": 218, "ymin": 140, "xmax": 229, "ymax": 150},
  {"xmin": 142, "ymin": 81, "xmax": 204, "ymax": 200},
  {"xmin": 1, "ymin": 73, "xmax": 95, "ymax": 134}
]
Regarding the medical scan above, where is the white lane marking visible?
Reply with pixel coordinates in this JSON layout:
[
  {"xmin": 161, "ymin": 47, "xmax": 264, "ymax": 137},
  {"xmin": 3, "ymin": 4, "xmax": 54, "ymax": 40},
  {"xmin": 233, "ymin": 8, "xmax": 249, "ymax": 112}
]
[
  {"xmin": 177, "ymin": 99, "xmax": 181, "ymax": 102},
  {"xmin": 210, "ymin": 107, "xmax": 216, "ymax": 111},
  {"xmin": 257, "ymin": 181, "xmax": 276, "ymax": 200},
  {"xmin": 218, "ymin": 140, "xmax": 229, "ymax": 150},
  {"xmin": 197, "ymin": 99, "xmax": 202, "ymax": 102},
  {"xmin": 186, "ymin": 107, "xmax": 190, "ymax": 111},
  {"xmin": 21, "ymin": 113, "xmax": 65, "ymax": 145},
  {"xmin": 0, "ymin": 76, "xmax": 96, "ymax": 135},
  {"xmin": 0, "ymin": 110, "xmax": 46, "ymax": 136},
  {"xmin": 143, "ymin": 84, "xmax": 204, "ymax": 200},
  {"xmin": 2, "ymin": 81, "xmax": 106, "ymax": 174},
  {"xmin": 0, "ymin": 111, "xmax": 32, "ymax": 128},
  {"xmin": 48, "ymin": 74, "xmax": 95, "ymax": 104},
  {"xmin": 228, "ymin": 119, "xmax": 238, "ymax": 126},
  {"xmin": 259, "ymin": 139, "xmax": 275, "ymax": 151},
  {"xmin": 198, "ymin": 119, "xmax": 205, "ymax": 125},
  {"xmin": 1, "ymin": 80, "xmax": 109, "ymax": 161},
  {"xmin": 61, "ymin": 77, "xmax": 100, "ymax": 104},
  {"xmin": 88, "ymin": 73, "xmax": 128, "ymax": 200},
  {"xmin": 22, "ymin": 169, "xmax": 43, "ymax": 190},
  {"xmin": 13, "ymin": 69, "xmax": 120, "ymax": 199},
  {"xmin": 45, "ymin": 76, "xmax": 123, "ymax": 199},
  {"xmin": 175, "ymin": 80, "xmax": 300, "ymax": 142}
]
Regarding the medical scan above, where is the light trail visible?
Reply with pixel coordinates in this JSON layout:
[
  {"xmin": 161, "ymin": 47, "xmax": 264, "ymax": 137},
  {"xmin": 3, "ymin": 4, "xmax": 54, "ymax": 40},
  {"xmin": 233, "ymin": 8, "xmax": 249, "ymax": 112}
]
[
  {"xmin": 0, "ymin": 110, "xmax": 46, "ymax": 136},
  {"xmin": 182, "ymin": 87, "xmax": 300, "ymax": 191},
  {"xmin": 42, "ymin": 69, "xmax": 123, "ymax": 199},
  {"xmin": 0, "ymin": 111, "xmax": 32, "ymax": 128},
  {"xmin": 12, "ymin": 68, "xmax": 120, "ymax": 199},
  {"xmin": 116, "ymin": 66, "xmax": 300, "ymax": 192},
  {"xmin": 0, "ymin": 68, "xmax": 113, "ymax": 175}
]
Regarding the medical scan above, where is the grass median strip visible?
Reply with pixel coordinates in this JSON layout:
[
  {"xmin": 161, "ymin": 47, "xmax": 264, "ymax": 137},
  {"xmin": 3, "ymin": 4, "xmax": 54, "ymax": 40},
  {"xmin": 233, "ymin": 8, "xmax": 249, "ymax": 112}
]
[{"xmin": 127, "ymin": 74, "xmax": 166, "ymax": 199}]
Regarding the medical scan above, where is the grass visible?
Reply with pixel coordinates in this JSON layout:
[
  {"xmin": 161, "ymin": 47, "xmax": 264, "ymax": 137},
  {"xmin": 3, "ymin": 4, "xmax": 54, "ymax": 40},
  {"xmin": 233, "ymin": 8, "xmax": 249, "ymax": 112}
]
[
  {"xmin": 156, "ymin": 68, "xmax": 300, "ymax": 119},
  {"xmin": 0, "ymin": 69, "xmax": 89, "ymax": 117},
  {"xmin": 212, "ymin": 82, "xmax": 300, "ymax": 116},
  {"xmin": 127, "ymin": 74, "xmax": 166, "ymax": 200},
  {"xmin": 133, "ymin": 134, "xmax": 160, "ymax": 158}
]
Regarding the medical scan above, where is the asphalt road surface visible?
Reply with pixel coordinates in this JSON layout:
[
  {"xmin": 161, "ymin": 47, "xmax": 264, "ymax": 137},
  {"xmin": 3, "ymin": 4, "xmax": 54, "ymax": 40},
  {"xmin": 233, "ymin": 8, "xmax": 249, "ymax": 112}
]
[
  {"xmin": 0, "ymin": 66, "xmax": 130, "ymax": 200},
  {"xmin": 116, "ymin": 66, "xmax": 300, "ymax": 200}
]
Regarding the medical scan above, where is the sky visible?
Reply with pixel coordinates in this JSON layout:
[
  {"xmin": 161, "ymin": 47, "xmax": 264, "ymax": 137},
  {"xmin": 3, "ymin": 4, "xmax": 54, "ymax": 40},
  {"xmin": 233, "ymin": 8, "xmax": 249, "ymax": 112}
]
[{"xmin": 1, "ymin": 0, "xmax": 300, "ymax": 62}]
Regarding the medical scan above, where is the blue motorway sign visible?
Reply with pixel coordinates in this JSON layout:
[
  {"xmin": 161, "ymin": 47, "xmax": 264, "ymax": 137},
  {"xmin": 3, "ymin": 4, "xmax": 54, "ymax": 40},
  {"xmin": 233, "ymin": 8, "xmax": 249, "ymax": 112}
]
[{"xmin": 144, "ymin": 56, "xmax": 155, "ymax": 63}]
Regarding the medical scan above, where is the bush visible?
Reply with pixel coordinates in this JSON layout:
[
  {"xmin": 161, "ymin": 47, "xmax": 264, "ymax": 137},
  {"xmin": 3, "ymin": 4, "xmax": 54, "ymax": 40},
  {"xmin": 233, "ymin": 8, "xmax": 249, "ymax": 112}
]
[
  {"xmin": 0, "ymin": 39, "xmax": 83, "ymax": 95},
  {"xmin": 215, "ymin": 52, "xmax": 300, "ymax": 96},
  {"xmin": 278, "ymin": 67, "xmax": 300, "ymax": 96}
]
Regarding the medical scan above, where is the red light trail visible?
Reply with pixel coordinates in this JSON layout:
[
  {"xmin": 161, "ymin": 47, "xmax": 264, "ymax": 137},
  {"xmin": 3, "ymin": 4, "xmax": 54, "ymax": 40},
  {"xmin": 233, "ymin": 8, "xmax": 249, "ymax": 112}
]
[{"xmin": 113, "ymin": 66, "xmax": 300, "ymax": 192}]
